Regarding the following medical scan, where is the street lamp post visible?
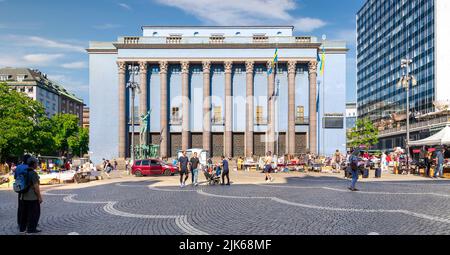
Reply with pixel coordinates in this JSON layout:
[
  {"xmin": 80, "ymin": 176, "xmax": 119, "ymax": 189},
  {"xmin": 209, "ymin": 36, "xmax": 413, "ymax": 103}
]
[
  {"xmin": 127, "ymin": 64, "xmax": 140, "ymax": 165},
  {"xmin": 398, "ymin": 58, "xmax": 417, "ymax": 172}
]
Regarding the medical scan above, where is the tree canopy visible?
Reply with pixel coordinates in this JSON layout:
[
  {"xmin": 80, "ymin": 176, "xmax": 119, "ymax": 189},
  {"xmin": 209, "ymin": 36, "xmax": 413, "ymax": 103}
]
[
  {"xmin": 0, "ymin": 82, "xmax": 88, "ymax": 162},
  {"xmin": 347, "ymin": 118, "xmax": 379, "ymax": 149}
]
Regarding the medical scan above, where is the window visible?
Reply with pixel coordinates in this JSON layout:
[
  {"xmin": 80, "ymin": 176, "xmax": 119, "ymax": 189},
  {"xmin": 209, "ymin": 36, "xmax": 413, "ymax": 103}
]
[
  {"xmin": 296, "ymin": 106, "xmax": 305, "ymax": 124},
  {"xmin": 323, "ymin": 117, "xmax": 344, "ymax": 129},
  {"xmin": 213, "ymin": 106, "xmax": 222, "ymax": 124},
  {"xmin": 256, "ymin": 106, "xmax": 264, "ymax": 124},
  {"xmin": 141, "ymin": 160, "xmax": 150, "ymax": 166},
  {"xmin": 17, "ymin": 75, "xmax": 26, "ymax": 82},
  {"xmin": 135, "ymin": 161, "xmax": 142, "ymax": 166},
  {"xmin": 28, "ymin": 87, "xmax": 33, "ymax": 93},
  {"xmin": 150, "ymin": 160, "xmax": 160, "ymax": 166},
  {"xmin": 171, "ymin": 107, "xmax": 181, "ymax": 124}
]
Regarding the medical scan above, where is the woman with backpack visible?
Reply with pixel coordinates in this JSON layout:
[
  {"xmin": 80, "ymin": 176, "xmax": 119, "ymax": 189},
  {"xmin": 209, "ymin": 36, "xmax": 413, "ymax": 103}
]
[
  {"xmin": 16, "ymin": 156, "xmax": 42, "ymax": 234},
  {"xmin": 348, "ymin": 148, "xmax": 361, "ymax": 192}
]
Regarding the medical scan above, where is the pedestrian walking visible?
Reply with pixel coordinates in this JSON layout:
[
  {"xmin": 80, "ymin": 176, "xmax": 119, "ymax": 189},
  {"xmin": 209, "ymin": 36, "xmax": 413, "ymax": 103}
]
[
  {"xmin": 264, "ymin": 151, "xmax": 274, "ymax": 183},
  {"xmin": 114, "ymin": 159, "xmax": 118, "ymax": 171},
  {"xmin": 434, "ymin": 147, "xmax": 446, "ymax": 178},
  {"xmin": 221, "ymin": 156, "xmax": 230, "ymax": 185},
  {"xmin": 348, "ymin": 149, "xmax": 360, "ymax": 191},
  {"xmin": 17, "ymin": 157, "xmax": 43, "ymax": 234},
  {"xmin": 190, "ymin": 152, "xmax": 200, "ymax": 186},
  {"xmin": 104, "ymin": 160, "xmax": 113, "ymax": 177},
  {"xmin": 334, "ymin": 149, "xmax": 342, "ymax": 173},
  {"xmin": 423, "ymin": 151, "xmax": 432, "ymax": 177},
  {"xmin": 178, "ymin": 151, "xmax": 189, "ymax": 188}
]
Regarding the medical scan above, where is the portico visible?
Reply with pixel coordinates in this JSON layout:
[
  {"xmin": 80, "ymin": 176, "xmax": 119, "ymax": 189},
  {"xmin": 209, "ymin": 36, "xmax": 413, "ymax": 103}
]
[
  {"xmin": 88, "ymin": 26, "xmax": 347, "ymax": 163},
  {"xmin": 116, "ymin": 58, "xmax": 318, "ymax": 159}
]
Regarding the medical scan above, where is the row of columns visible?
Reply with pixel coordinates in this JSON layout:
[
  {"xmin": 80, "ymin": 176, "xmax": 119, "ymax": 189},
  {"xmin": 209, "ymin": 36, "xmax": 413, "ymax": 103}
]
[{"xmin": 117, "ymin": 60, "xmax": 318, "ymax": 159}]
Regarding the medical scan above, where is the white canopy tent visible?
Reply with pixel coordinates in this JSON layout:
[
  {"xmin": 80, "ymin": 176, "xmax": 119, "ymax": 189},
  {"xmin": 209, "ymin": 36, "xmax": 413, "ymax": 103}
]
[{"xmin": 409, "ymin": 126, "xmax": 450, "ymax": 146}]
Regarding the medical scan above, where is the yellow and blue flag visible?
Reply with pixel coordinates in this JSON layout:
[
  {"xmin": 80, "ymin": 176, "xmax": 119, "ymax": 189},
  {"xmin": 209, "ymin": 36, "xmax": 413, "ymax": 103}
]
[
  {"xmin": 267, "ymin": 48, "xmax": 279, "ymax": 75},
  {"xmin": 318, "ymin": 46, "xmax": 325, "ymax": 76}
]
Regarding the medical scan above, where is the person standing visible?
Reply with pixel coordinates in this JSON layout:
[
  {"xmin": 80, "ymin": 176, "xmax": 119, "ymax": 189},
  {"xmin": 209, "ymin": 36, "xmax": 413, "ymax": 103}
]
[
  {"xmin": 434, "ymin": 147, "xmax": 446, "ymax": 178},
  {"xmin": 190, "ymin": 152, "xmax": 200, "ymax": 187},
  {"xmin": 264, "ymin": 151, "xmax": 274, "ymax": 183},
  {"xmin": 114, "ymin": 159, "xmax": 118, "ymax": 171},
  {"xmin": 178, "ymin": 151, "xmax": 189, "ymax": 188},
  {"xmin": 14, "ymin": 154, "xmax": 32, "ymax": 229},
  {"xmin": 424, "ymin": 151, "xmax": 432, "ymax": 178},
  {"xmin": 381, "ymin": 152, "xmax": 387, "ymax": 173},
  {"xmin": 348, "ymin": 149, "xmax": 360, "ymax": 192},
  {"xmin": 18, "ymin": 157, "xmax": 43, "ymax": 234},
  {"xmin": 221, "ymin": 156, "xmax": 230, "ymax": 185},
  {"xmin": 334, "ymin": 150, "xmax": 342, "ymax": 173},
  {"xmin": 125, "ymin": 159, "xmax": 130, "ymax": 174}
]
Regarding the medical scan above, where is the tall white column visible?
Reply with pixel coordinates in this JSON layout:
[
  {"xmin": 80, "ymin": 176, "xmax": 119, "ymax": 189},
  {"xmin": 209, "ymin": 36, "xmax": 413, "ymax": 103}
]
[
  {"xmin": 159, "ymin": 61, "xmax": 169, "ymax": 158},
  {"xmin": 181, "ymin": 61, "xmax": 190, "ymax": 151},
  {"xmin": 202, "ymin": 61, "xmax": 212, "ymax": 153},
  {"xmin": 224, "ymin": 61, "xmax": 233, "ymax": 158},
  {"xmin": 245, "ymin": 61, "xmax": 255, "ymax": 158},
  {"xmin": 117, "ymin": 61, "xmax": 127, "ymax": 159}
]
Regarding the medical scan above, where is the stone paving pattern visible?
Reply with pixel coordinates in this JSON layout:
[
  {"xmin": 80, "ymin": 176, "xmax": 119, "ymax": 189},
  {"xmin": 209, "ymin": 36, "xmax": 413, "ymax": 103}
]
[{"xmin": 1, "ymin": 171, "xmax": 450, "ymax": 235}]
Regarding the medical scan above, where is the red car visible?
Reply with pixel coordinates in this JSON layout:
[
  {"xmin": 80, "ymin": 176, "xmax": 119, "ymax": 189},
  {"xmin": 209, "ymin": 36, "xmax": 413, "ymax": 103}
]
[{"xmin": 131, "ymin": 159, "xmax": 178, "ymax": 177}]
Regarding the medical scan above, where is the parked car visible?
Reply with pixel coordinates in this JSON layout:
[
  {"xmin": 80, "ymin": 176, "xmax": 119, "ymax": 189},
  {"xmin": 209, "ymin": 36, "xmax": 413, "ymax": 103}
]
[{"xmin": 132, "ymin": 159, "xmax": 178, "ymax": 177}]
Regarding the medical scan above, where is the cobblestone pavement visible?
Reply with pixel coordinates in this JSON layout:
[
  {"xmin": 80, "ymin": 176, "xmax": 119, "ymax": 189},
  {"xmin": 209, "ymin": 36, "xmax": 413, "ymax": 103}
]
[{"xmin": 1, "ymin": 173, "xmax": 450, "ymax": 235}]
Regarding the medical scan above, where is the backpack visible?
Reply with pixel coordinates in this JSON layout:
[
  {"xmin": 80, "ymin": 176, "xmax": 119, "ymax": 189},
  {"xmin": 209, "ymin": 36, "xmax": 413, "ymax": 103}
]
[
  {"xmin": 13, "ymin": 168, "xmax": 32, "ymax": 194},
  {"xmin": 350, "ymin": 156, "xmax": 358, "ymax": 171}
]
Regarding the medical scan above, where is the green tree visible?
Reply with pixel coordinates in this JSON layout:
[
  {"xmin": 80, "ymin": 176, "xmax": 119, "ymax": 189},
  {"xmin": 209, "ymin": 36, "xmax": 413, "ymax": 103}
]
[
  {"xmin": 347, "ymin": 118, "xmax": 379, "ymax": 149},
  {"xmin": 0, "ymin": 82, "xmax": 54, "ymax": 161},
  {"xmin": 68, "ymin": 127, "xmax": 89, "ymax": 157},
  {"xmin": 50, "ymin": 114, "xmax": 81, "ymax": 156}
]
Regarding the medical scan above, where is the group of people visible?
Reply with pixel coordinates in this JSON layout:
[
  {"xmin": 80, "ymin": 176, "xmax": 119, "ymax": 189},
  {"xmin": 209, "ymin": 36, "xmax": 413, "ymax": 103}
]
[
  {"xmin": 102, "ymin": 159, "xmax": 118, "ymax": 176},
  {"xmin": 177, "ymin": 151, "xmax": 230, "ymax": 187},
  {"xmin": 422, "ymin": 147, "xmax": 446, "ymax": 178}
]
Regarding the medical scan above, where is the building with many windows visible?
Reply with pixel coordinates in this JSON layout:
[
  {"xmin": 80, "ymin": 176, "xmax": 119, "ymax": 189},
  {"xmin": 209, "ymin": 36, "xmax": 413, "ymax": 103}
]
[
  {"xmin": 0, "ymin": 67, "xmax": 85, "ymax": 125},
  {"xmin": 83, "ymin": 107, "xmax": 90, "ymax": 129},
  {"xmin": 346, "ymin": 103, "xmax": 357, "ymax": 130},
  {"xmin": 87, "ymin": 26, "xmax": 347, "ymax": 163},
  {"xmin": 357, "ymin": 0, "xmax": 450, "ymax": 149}
]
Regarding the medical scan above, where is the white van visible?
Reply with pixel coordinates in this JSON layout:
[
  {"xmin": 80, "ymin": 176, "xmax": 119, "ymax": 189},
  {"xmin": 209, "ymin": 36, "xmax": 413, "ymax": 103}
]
[{"xmin": 176, "ymin": 149, "xmax": 210, "ymax": 166}]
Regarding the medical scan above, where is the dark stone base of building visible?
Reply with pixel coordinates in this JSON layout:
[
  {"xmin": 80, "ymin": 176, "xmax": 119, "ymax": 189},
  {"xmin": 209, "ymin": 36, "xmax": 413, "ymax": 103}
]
[{"xmin": 128, "ymin": 132, "xmax": 307, "ymax": 158}]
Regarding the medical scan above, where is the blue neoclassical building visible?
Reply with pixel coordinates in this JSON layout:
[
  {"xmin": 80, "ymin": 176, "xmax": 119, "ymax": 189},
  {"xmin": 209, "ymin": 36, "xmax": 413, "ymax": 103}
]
[{"xmin": 87, "ymin": 26, "xmax": 347, "ymax": 163}]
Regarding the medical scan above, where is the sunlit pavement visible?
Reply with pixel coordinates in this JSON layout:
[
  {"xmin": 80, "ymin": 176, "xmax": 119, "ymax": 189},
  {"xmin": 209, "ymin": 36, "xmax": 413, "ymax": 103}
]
[{"xmin": 1, "ymin": 170, "xmax": 449, "ymax": 235}]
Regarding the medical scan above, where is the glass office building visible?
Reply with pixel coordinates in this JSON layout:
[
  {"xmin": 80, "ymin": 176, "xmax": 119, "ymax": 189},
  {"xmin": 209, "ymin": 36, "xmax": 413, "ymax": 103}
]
[{"xmin": 357, "ymin": 0, "xmax": 450, "ymax": 149}]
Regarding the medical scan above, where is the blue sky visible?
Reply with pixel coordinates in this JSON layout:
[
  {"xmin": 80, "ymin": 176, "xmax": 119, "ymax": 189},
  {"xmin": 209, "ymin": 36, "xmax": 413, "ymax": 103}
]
[{"xmin": 0, "ymin": 0, "xmax": 365, "ymax": 105}]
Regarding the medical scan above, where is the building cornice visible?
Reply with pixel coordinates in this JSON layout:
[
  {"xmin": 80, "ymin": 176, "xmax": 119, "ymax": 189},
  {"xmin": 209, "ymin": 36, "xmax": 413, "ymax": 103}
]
[
  {"xmin": 113, "ymin": 43, "xmax": 322, "ymax": 50},
  {"xmin": 115, "ymin": 57, "xmax": 317, "ymax": 64},
  {"xmin": 86, "ymin": 48, "xmax": 118, "ymax": 54}
]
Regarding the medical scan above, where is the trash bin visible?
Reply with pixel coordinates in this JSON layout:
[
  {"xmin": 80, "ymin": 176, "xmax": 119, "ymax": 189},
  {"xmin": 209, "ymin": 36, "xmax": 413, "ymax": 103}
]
[
  {"xmin": 362, "ymin": 168, "xmax": 369, "ymax": 178},
  {"xmin": 375, "ymin": 168, "xmax": 382, "ymax": 178}
]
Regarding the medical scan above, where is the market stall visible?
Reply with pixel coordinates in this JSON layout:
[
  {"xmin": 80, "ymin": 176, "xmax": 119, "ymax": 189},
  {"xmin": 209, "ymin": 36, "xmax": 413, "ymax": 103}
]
[{"xmin": 409, "ymin": 126, "xmax": 450, "ymax": 178}]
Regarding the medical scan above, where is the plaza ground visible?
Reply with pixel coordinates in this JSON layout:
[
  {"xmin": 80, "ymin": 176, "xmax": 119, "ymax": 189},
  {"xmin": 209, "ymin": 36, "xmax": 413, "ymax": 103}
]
[{"xmin": 1, "ymin": 171, "xmax": 450, "ymax": 235}]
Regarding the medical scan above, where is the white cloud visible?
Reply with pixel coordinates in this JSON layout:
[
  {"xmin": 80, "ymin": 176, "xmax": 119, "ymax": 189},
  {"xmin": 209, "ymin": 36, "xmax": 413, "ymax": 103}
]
[
  {"xmin": 23, "ymin": 54, "xmax": 64, "ymax": 64},
  {"xmin": 4, "ymin": 35, "xmax": 85, "ymax": 53},
  {"xmin": 48, "ymin": 74, "xmax": 89, "ymax": 94},
  {"xmin": 118, "ymin": 3, "xmax": 132, "ymax": 10},
  {"xmin": 155, "ymin": 0, "xmax": 326, "ymax": 32},
  {"xmin": 334, "ymin": 29, "xmax": 356, "ymax": 46},
  {"xmin": 62, "ymin": 61, "xmax": 87, "ymax": 69},
  {"xmin": 293, "ymin": 18, "xmax": 327, "ymax": 33},
  {"xmin": 93, "ymin": 23, "xmax": 123, "ymax": 30}
]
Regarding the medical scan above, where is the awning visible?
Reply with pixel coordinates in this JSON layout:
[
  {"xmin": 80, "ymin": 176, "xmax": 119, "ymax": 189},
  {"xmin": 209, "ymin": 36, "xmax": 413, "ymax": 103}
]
[{"xmin": 409, "ymin": 126, "xmax": 450, "ymax": 146}]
